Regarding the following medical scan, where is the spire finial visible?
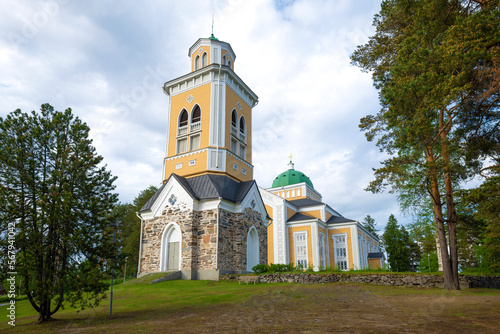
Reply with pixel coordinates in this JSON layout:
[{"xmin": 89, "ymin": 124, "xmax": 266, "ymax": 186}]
[
  {"xmin": 211, "ymin": 12, "xmax": 214, "ymax": 36},
  {"xmin": 287, "ymin": 154, "xmax": 294, "ymax": 170}
]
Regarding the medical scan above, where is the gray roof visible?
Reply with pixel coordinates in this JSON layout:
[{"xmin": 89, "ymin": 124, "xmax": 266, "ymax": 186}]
[
  {"xmin": 140, "ymin": 174, "xmax": 256, "ymax": 212},
  {"xmin": 287, "ymin": 212, "xmax": 317, "ymax": 222},
  {"xmin": 368, "ymin": 252, "xmax": 385, "ymax": 259},
  {"xmin": 326, "ymin": 215, "xmax": 356, "ymax": 224},
  {"xmin": 287, "ymin": 198, "xmax": 324, "ymax": 208}
]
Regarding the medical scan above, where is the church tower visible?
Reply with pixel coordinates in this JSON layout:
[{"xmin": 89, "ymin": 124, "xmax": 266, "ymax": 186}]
[
  {"xmin": 162, "ymin": 35, "xmax": 258, "ymax": 183},
  {"xmin": 137, "ymin": 35, "xmax": 267, "ymax": 281}
]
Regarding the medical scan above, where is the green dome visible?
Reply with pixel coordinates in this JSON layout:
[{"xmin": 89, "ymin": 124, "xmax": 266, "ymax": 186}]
[{"xmin": 272, "ymin": 162, "xmax": 314, "ymax": 188}]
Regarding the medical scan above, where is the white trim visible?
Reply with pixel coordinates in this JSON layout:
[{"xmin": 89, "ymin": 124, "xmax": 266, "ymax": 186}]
[
  {"xmin": 332, "ymin": 233, "xmax": 349, "ymax": 271},
  {"xmin": 165, "ymin": 148, "xmax": 207, "ymax": 162},
  {"xmin": 293, "ymin": 231, "xmax": 309, "ymax": 268},
  {"xmin": 160, "ymin": 222, "xmax": 182, "ymax": 271},
  {"xmin": 311, "ymin": 222, "xmax": 320, "ymax": 271}
]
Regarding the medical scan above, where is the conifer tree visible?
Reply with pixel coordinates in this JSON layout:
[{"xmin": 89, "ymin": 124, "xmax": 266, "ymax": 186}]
[
  {"xmin": 0, "ymin": 104, "xmax": 118, "ymax": 322},
  {"xmin": 351, "ymin": 0, "xmax": 500, "ymax": 289}
]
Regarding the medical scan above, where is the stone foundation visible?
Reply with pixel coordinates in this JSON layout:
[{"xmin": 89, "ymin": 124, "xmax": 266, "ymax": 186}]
[
  {"xmin": 250, "ymin": 273, "xmax": 500, "ymax": 289},
  {"xmin": 140, "ymin": 204, "xmax": 267, "ymax": 278}
]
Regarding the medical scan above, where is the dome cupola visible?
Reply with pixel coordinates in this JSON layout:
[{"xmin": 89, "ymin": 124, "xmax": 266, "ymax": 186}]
[{"xmin": 271, "ymin": 158, "xmax": 314, "ymax": 188}]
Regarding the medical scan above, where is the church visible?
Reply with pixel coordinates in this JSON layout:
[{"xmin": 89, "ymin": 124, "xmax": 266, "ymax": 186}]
[
  {"xmin": 136, "ymin": 35, "xmax": 383, "ymax": 280},
  {"xmin": 259, "ymin": 159, "xmax": 384, "ymax": 271},
  {"xmin": 136, "ymin": 35, "xmax": 268, "ymax": 280}
]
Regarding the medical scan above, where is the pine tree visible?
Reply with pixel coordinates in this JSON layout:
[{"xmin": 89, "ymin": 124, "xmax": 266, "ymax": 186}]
[
  {"xmin": 351, "ymin": 0, "xmax": 500, "ymax": 289},
  {"xmin": 363, "ymin": 214, "xmax": 378, "ymax": 235},
  {"xmin": 383, "ymin": 214, "xmax": 411, "ymax": 272},
  {"xmin": 0, "ymin": 104, "xmax": 118, "ymax": 322}
]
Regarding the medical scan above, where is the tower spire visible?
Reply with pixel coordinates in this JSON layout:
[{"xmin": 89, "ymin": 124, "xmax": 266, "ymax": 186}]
[{"xmin": 288, "ymin": 154, "xmax": 295, "ymax": 170}]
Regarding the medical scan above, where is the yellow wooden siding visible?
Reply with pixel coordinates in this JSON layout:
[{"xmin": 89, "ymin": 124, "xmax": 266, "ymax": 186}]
[
  {"xmin": 286, "ymin": 207, "xmax": 296, "ymax": 220},
  {"xmin": 168, "ymin": 84, "xmax": 212, "ymax": 160},
  {"xmin": 164, "ymin": 150, "xmax": 208, "ymax": 180},
  {"xmin": 191, "ymin": 47, "xmax": 211, "ymax": 72},
  {"xmin": 288, "ymin": 226, "xmax": 313, "ymax": 268},
  {"xmin": 225, "ymin": 86, "xmax": 252, "ymax": 163},
  {"xmin": 328, "ymin": 228, "xmax": 354, "ymax": 269},
  {"xmin": 300, "ymin": 210, "xmax": 322, "ymax": 220},
  {"xmin": 267, "ymin": 222, "xmax": 274, "ymax": 264}
]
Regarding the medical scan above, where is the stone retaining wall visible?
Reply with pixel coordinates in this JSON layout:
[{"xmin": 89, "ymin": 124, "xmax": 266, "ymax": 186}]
[{"xmin": 239, "ymin": 273, "xmax": 500, "ymax": 289}]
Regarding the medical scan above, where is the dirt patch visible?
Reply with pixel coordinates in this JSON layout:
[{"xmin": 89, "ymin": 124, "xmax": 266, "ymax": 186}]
[{"xmin": 5, "ymin": 283, "xmax": 500, "ymax": 333}]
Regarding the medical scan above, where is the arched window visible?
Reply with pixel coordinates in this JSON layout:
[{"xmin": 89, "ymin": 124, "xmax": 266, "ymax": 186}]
[
  {"xmin": 231, "ymin": 109, "xmax": 237, "ymax": 128},
  {"xmin": 222, "ymin": 54, "xmax": 227, "ymax": 65},
  {"xmin": 202, "ymin": 52, "xmax": 208, "ymax": 67},
  {"xmin": 239, "ymin": 116, "xmax": 246, "ymax": 134},
  {"xmin": 179, "ymin": 109, "xmax": 188, "ymax": 127},
  {"xmin": 191, "ymin": 105, "xmax": 201, "ymax": 123},
  {"xmin": 160, "ymin": 223, "xmax": 181, "ymax": 271},
  {"xmin": 246, "ymin": 227, "xmax": 259, "ymax": 272},
  {"xmin": 228, "ymin": 60, "xmax": 232, "ymax": 69},
  {"xmin": 195, "ymin": 55, "xmax": 200, "ymax": 70}
]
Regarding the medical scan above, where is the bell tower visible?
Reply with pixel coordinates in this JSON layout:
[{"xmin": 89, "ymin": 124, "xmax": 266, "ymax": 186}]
[{"xmin": 162, "ymin": 35, "xmax": 258, "ymax": 183}]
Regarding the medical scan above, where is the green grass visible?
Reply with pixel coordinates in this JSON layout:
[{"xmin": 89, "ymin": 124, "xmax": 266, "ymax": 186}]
[{"xmin": 1, "ymin": 275, "xmax": 499, "ymax": 333}]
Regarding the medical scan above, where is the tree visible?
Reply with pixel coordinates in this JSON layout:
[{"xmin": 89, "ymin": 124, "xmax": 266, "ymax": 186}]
[
  {"xmin": 363, "ymin": 214, "xmax": 379, "ymax": 235},
  {"xmin": 351, "ymin": 0, "xmax": 500, "ymax": 289},
  {"xmin": 382, "ymin": 214, "xmax": 411, "ymax": 272},
  {"xmin": 0, "ymin": 104, "xmax": 118, "ymax": 322},
  {"xmin": 115, "ymin": 185, "xmax": 158, "ymax": 278},
  {"xmin": 463, "ymin": 174, "xmax": 500, "ymax": 271}
]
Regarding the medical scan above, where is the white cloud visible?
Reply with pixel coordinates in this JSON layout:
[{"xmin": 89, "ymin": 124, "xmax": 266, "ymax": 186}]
[{"xmin": 0, "ymin": 0, "xmax": 409, "ymax": 229}]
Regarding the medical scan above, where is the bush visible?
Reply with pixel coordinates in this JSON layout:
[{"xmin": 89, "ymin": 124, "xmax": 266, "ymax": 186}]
[{"xmin": 252, "ymin": 263, "xmax": 299, "ymax": 274}]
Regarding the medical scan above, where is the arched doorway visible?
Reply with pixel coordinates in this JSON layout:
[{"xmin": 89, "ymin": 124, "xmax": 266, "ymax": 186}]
[
  {"xmin": 246, "ymin": 227, "xmax": 259, "ymax": 271},
  {"xmin": 161, "ymin": 223, "xmax": 181, "ymax": 271}
]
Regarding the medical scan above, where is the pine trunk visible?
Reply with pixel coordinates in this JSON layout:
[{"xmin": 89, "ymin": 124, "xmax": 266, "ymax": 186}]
[{"xmin": 440, "ymin": 109, "xmax": 460, "ymax": 290}]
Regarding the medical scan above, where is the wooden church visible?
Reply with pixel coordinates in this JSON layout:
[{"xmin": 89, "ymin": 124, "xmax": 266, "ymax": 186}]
[{"xmin": 136, "ymin": 35, "xmax": 268, "ymax": 280}]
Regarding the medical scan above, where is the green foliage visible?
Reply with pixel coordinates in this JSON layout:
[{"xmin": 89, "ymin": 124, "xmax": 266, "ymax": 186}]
[
  {"xmin": 362, "ymin": 214, "xmax": 378, "ymax": 235},
  {"xmin": 462, "ymin": 176, "xmax": 500, "ymax": 271},
  {"xmin": 383, "ymin": 214, "xmax": 411, "ymax": 272},
  {"xmin": 252, "ymin": 263, "xmax": 296, "ymax": 274},
  {"xmin": 0, "ymin": 104, "xmax": 118, "ymax": 322},
  {"xmin": 114, "ymin": 185, "xmax": 158, "ymax": 278},
  {"xmin": 351, "ymin": 0, "xmax": 500, "ymax": 289},
  {"xmin": 418, "ymin": 251, "xmax": 439, "ymax": 273}
]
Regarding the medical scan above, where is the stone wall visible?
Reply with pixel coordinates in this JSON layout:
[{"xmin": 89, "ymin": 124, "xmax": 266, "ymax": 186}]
[
  {"xmin": 253, "ymin": 273, "xmax": 500, "ymax": 289},
  {"xmin": 218, "ymin": 207, "xmax": 267, "ymax": 272},
  {"xmin": 140, "ymin": 204, "xmax": 267, "ymax": 275}
]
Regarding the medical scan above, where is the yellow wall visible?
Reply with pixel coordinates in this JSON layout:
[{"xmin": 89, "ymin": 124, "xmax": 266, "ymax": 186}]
[
  {"xmin": 221, "ymin": 50, "xmax": 234, "ymax": 70},
  {"xmin": 168, "ymin": 84, "xmax": 212, "ymax": 159},
  {"xmin": 300, "ymin": 210, "xmax": 322, "ymax": 220},
  {"xmin": 265, "ymin": 205, "xmax": 273, "ymax": 220},
  {"xmin": 164, "ymin": 150, "xmax": 208, "ymax": 180},
  {"xmin": 267, "ymin": 222, "xmax": 274, "ymax": 264},
  {"xmin": 288, "ymin": 226, "xmax": 313, "ymax": 268},
  {"xmin": 225, "ymin": 152, "xmax": 252, "ymax": 182},
  {"xmin": 326, "ymin": 212, "xmax": 332, "ymax": 221},
  {"xmin": 369, "ymin": 258, "xmax": 382, "ymax": 270},
  {"xmin": 191, "ymin": 47, "xmax": 211, "ymax": 72},
  {"xmin": 225, "ymin": 86, "xmax": 252, "ymax": 164},
  {"xmin": 286, "ymin": 207, "xmax": 296, "ymax": 220},
  {"xmin": 328, "ymin": 228, "xmax": 354, "ymax": 269}
]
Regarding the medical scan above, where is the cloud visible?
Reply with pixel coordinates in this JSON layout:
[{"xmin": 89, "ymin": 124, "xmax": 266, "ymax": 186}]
[{"xmin": 0, "ymin": 0, "xmax": 409, "ymax": 229}]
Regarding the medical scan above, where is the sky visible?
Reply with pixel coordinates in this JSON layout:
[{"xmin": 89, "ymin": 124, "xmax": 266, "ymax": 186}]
[{"xmin": 0, "ymin": 0, "xmax": 411, "ymax": 232}]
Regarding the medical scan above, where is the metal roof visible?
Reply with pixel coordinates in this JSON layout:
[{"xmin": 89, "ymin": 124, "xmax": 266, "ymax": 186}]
[
  {"xmin": 139, "ymin": 174, "xmax": 256, "ymax": 212},
  {"xmin": 287, "ymin": 198, "xmax": 324, "ymax": 208},
  {"xmin": 326, "ymin": 215, "xmax": 357, "ymax": 224},
  {"xmin": 287, "ymin": 212, "xmax": 317, "ymax": 222},
  {"xmin": 367, "ymin": 252, "xmax": 385, "ymax": 259}
]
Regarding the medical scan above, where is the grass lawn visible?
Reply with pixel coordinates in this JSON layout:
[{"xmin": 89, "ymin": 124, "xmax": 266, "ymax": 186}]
[{"xmin": 1, "ymin": 274, "xmax": 499, "ymax": 333}]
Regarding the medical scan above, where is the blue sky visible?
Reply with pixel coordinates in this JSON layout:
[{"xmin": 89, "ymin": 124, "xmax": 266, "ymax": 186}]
[{"xmin": 0, "ymin": 0, "xmax": 411, "ymax": 232}]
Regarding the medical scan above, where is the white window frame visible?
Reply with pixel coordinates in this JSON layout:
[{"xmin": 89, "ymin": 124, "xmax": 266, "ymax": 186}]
[
  {"xmin": 333, "ymin": 233, "xmax": 349, "ymax": 271},
  {"xmin": 293, "ymin": 231, "xmax": 309, "ymax": 268}
]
